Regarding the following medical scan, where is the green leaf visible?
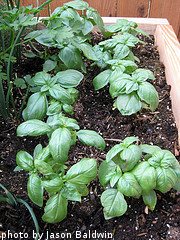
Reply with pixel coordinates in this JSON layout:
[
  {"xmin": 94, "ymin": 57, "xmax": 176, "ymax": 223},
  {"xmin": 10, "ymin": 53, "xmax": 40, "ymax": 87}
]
[
  {"xmin": 17, "ymin": 120, "xmax": 52, "ymax": 137},
  {"xmin": 16, "ymin": 151, "xmax": 34, "ymax": 171},
  {"xmin": 117, "ymin": 172, "xmax": 142, "ymax": 198},
  {"xmin": 14, "ymin": 78, "xmax": 26, "ymax": 89},
  {"xmin": 33, "ymin": 144, "xmax": 43, "ymax": 159},
  {"xmin": 148, "ymin": 150, "xmax": 177, "ymax": 169},
  {"xmin": 114, "ymin": 92, "xmax": 142, "ymax": 115},
  {"xmin": 42, "ymin": 177, "xmax": 63, "ymax": 195},
  {"xmin": 155, "ymin": 167, "xmax": 177, "ymax": 193},
  {"xmin": 62, "ymin": 104, "xmax": 74, "ymax": 114},
  {"xmin": 122, "ymin": 136, "xmax": 139, "ymax": 147},
  {"xmin": 75, "ymin": 184, "xmax": 89, "ymax": 196},
  {"xmin": 47, "ymin": 102, "xmax": 62, "ymax": 116},
  {"xmin": 66, "ymin": 88, "xmax": 79, "ymax": 103},
  {"xmin": 120, "ymin": 145, "xmax": 142, "ymax": 172},
  {"xmin": 55, "ymin": 69, "xmax": 83, "ymax": 88},
  {"xmin": 110, "ymin": 170, "xmax": 122, "ymax": 187},
  {"xmin": 61, "ymin": 182, "xmax": 81, "ymax": 202},
  {"xmin": 98, "ymin": 160, "xmax": 117, "ymax": 187},
  {"xmin": 24, "ymin": 52, "xmax": 37, "ymax": 58},
  {"xmin": 49, "ymin": 128, "xmax": 72, "ymax": 163},
  {"xmin": 106, "ymin": 144, "xmax": 124, "ymax": 163},
  {"xmin": 49, "ymin": 84, "xmax": 73, "ymax": 104},
  {"xmin": 64, "ymin": 0, "xmax": 89, "ymax": 10},
  {"xmin": 132, "ymin": 69, "xmax": 155, "ymax": 82},
  {"xmin": 131, "ymin": 161, "xmax": 157, "ymax": 194},
  {"xmin": 32, "ymin": 72, "xmax": 53, "ymax": 86},
  {"xmin": 35, "ymin": 159, "xmax": 54, "ymax": 175},
  {"xmin": 36, "ymin": 145, "xmax": 51, "ymax": 162},
  {"xmin": 109, "ymin": 74, "xmax": 137, "ymax": 97},
  {"xmin": 42, "ymin": 193, "xmax": 68, "ymax": 223},
  {"xmin": 93, "ymin": 69, "xmax": 112, "ymax": 91},
  {"xmin": 43, "ymin": 60, "xmax": 57, "ymax": 72},
  {"xmin": 91, "ymin": 9, "xmax": 105, "ymax": 36},
  {"xmin": 101, "ymin": 189, "xmax": 127, "ymax": 219},
  {"xmin": 140, "ymin": 144, "xmax": 161, "ymax": 155},
  {"xmin": 79, "ymin": 43, "xmax": 98, "ymax": 61},
  {"xmin": 27, "ymin": 174, "xmax": 43, "ymax": 207},
  {"xmin": 76, "ymin": 130, "xmax": 106, "ymax": 150},
  {"xmin": 142, "ymin": 190, "xmax": 157, "ymax": 211},
  {"xmin": 22, "ymin": 92, "xmax": 48, "ymax": 120},
  {"xmin": 59, "ymin": 45, "xmax": 85, "ymax": 71},
  {"xmin": 64, "ymin": 158, "xmax": 97, "ymax": 185},
  {"xmin": 82, "ymin": 19, "xmax": 93, "ymax": 35},
  {"xmin": 138, "ymin": 81, "xmax": 159, "ymax": 111},
  {"xmin": 114, "ymin": 44, "xmax": 130, "ymax": 59}
]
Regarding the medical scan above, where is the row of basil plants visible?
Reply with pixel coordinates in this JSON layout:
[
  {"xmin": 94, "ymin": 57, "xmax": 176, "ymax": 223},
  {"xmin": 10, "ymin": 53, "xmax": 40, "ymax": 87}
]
[{"xmin": 1, "ymin": 0, "xmax": 179, "ymax": 223}]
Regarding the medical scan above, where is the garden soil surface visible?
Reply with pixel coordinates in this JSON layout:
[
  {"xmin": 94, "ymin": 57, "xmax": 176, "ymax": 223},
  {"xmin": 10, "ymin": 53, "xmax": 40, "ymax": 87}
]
[{"xmin": 0, "ymin": 33, "xmax": 180, "ymax": 240}]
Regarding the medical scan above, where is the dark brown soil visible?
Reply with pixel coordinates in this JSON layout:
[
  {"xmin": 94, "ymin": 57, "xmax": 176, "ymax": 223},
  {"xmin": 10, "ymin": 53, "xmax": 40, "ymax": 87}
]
[{"xmin": 0, "ymin": 33, "xmax": 180, "ymax": 240}]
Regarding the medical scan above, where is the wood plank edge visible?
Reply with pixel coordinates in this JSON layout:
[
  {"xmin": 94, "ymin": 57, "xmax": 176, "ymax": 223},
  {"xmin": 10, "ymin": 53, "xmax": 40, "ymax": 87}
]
[{"xmin": 155, "ymin": 24, "xmax": 180, "ymax": 145}]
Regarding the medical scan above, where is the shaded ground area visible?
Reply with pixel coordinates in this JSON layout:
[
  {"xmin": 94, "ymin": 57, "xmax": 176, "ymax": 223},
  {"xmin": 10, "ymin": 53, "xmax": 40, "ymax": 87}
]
[{"xmin": 0, "ymin": 34, "xmax": 180, "ymax": 240}]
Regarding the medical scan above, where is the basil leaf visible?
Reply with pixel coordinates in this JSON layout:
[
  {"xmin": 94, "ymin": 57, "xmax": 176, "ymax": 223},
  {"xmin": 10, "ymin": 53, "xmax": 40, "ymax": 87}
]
[
  {"xmin": 16, "ymin": 151, "xmax": 34, "ymax": 171},
  {"xmin": 17, "ymin": 120, "xmax": 52, "ymax": 137},
  {"xmin": 80, "ymin": 43, "xmax": 98, "ymax": 61},
  {"xmin": 93, "ymin": 69, "xmax": 112, "ymax": 91},
  {"xmin": 35, "ymin": 159, "xmax": 54, "ymax": 175},
  {"xmin": 142, "ymin": 190, "xmax": 157, "ymax": 211},
  {"xmin": 131, "ymin": 161, "xmax": 157, "ymax": 194},
  {"xmin": 76, "ymin": 130, "xmax": 105, "ymax": 150},
  {"xmin": 114, "ymin": 44, "xmax": 130, "ymax": 59},
  {"xmin": 49, "ymin": 128, "xmax": 72, "ymax": 163},
  {"xmin": 42, "ymin": 177, "xmax": 63, "ymax": 195},
  {"xmin": 64, "ymin": 158, "xmax": 97, "ymax": 184},
  {"xmin": 118, "ymin": 172, "xmax": 142, "ymax": 198},
  {"xmin": 140, "ymin": 144, "xmax": 161, "ymax": 155},
  {"xmin": 75, "ymin": 184, "xmax": 89, "ymax": 196},
  {"xmin": 59, "ymin": 45, "xmax": 85, "ymax": 71},
  {"xmin": 36, "ymin": 145, "xmax": 51, "ymax": 162},
  {"xmin": 120, "ymin": 145, "xmax": 142, "ymax": 172},
  {"xmin": 155, "ymin": 167, "xmax": 177, "ymax": 193},
  {"xmin": 114, "ymin": 92, "xmax": 142, "ymax": 115},
  {"xmin": 49, "ymin": 84, "xmax": 73, "ymax": 104},
  {"xmin": 55, "ymin": 69, "xmax": 83, "ymax": 88},
  {"xmin": 61, "ymin": 182, "xmax": 81, "ymax": 202},
  {"xmin": 33, "ymin": 144, "xmax": 43, "ymax": 159},
  {"xmin": 110, "ymin": 170, "xmax": 122, "ymax": 187},
  {"xmin": 22, "ymin": 92, "xmax": 48, "ymax": 120},
  {"xmin": 82, "ymin": 19, "xmax": 93, "ymax": 35},
  {"xmin": 101, "ymin": 189, "xmax": 127, "ymax": 219},
  {"xmin": 43, "ymin": 60, "xmax": 57, "ymax": 72},
  {"xmin": 27, "ymin": 174, "xmax": 43, "ymax": 207},
  {"xmin": 47, "ymin": 102, "xmax": 62, "ymax": 116},
  {"xmin": 122, "ymin": 136, "xmax": 139, "ymax": 147},
  {"xmin": 98, "ymin": 160, "xmax": 117, "ymax": 187},
  {"xmin": 106, "ymin": 144, "xmax": 124, "ymax": 162},
  {"xmin": 64, "ymin": 0, "xmax": 89, "ymax": 10},
  {"xmin": 42, "ymin": 193, "xmax": 68, "ymax": 223},
  {"xmin": 148, "ymin": 150, "xmax": 177, "ymax": 169},
  {"xmin": 138, "ymin": 81, "xmax": 159, "ymax": 111},
  {"xmin": 32, "ymin": 71, "xmax": 52, "ymax": 86}
]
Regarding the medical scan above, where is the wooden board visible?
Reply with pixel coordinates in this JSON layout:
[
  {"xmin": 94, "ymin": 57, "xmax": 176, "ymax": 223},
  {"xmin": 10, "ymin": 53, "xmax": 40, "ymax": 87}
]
[{"xmin": 116, "ymin": 0, "xmax": 150, "ymax": 18}]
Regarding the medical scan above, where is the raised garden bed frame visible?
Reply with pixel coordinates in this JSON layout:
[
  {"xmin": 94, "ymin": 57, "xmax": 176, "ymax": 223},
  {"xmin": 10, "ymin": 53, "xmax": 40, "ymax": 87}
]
[{"xmin": 101, "ymin": 17, "xmax": 180, "ymax": 145}]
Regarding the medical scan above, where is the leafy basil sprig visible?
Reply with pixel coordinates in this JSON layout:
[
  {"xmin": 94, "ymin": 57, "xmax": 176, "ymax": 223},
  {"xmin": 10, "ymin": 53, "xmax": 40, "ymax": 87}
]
[
  {"xmin": 25, "ymin": 0, "xmax": 105, "ymax": 73},
  {"xmin": 92, "ymin": 20, "xmax": 159, "ymax": 115},
  {"xmin": 22, "ymin": 69, "xmax": 83, "ymax": 120},
  {"xmin": 99, "ymin": 137, "xmax": 180, "ymax": 219},
  {"xmin": 16, "ymin": 112, "xmax": 105, "ymax": 223}
]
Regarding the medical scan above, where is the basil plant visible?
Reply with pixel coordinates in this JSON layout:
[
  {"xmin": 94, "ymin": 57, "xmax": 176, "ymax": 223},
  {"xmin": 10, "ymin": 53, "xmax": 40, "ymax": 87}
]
[
  {"xmin": 91, "ymin": 19, "xmax": 159, "ymax": 115},
  {"xmin": 99, "ymin": 137, "xmax": 180, "ymax": 220},
  {"xmin": 25, "ymin": 0, "xmax": 105, "ymax": 73},
  {"xmin": 22, "ymin": 69, "xmax": 83, "ymax": 120},
  {"xmin": 16, "ymin": 114, "xmax": 106, "ymax": 223}
]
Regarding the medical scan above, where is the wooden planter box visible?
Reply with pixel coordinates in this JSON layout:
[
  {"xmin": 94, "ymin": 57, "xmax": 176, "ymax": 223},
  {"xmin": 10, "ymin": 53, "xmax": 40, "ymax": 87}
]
[{"xmin": 101, "ymin": 17, "xmax": 180, "ymax": 145}]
